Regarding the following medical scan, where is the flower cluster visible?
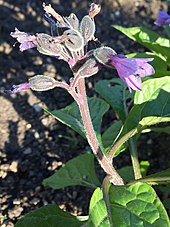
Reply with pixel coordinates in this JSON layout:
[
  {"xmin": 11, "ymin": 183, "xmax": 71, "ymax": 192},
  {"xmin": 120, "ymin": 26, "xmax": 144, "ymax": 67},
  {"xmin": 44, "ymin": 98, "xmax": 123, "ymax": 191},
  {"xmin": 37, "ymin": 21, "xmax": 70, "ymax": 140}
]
[{"xmin": 5, "ymin": 3, "xmax": 154, "ymax": 94}]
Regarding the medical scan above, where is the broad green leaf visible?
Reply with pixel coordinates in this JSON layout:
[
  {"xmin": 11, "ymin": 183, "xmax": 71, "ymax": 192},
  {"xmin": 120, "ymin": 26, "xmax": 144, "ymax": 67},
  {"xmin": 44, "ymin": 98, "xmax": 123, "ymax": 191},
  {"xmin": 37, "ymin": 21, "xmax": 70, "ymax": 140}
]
[
  {"xmin": 87, "ymin": 183, "xmax": 170, "ymax": 226},
  {"xmin": 43, "ymin": 153, "xmax": 100, "ymax": 189},
  {"xmin": 15, "ymin": 204, "xmax": 86, "ymax": 227},
  {"xmin": 101, "ymin": 120, "xmax": 126, "ymax": 156},
  {"xmin": 45, "ymin": 97, "xmax": 109, "ymax": 149},
  {"xmin": 132, "ymin": 168, "xmax": 170, "ymax": 185},
  {"xmin": 127, "ymin": 52, "xmax": 168, "ymax": 73},
  {"xmin": 109, "ymin": 182, "xmax": 170, "ymax": 226},
  {"xmin": 109, "ymin": 77, "xmax": 170, "ymax": 158},
  {"xmin": 95, "ymin": 78, "xmax": 133, "ymax": 122},
  {"xmin": 87, "ymin": 187, "xmax": 110, "ymax": 227},
  {"xmin": 113, "ymin": 26, "xmax": 170, "ymax": 63}
]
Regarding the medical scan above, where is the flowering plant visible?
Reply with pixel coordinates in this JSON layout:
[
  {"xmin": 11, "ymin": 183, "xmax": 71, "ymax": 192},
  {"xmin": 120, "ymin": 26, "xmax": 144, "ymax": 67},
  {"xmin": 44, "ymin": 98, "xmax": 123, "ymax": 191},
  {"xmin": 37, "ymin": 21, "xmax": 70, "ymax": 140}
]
[{"xmin": 5, "ymin": 3, "xmax": 170, "ymax": 227}]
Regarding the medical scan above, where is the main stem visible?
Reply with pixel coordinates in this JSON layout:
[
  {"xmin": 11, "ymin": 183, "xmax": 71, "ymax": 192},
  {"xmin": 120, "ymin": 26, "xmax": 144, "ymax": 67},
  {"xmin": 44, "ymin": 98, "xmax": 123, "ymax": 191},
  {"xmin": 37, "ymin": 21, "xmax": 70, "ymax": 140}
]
[{"xmin": 77, "ymin": 78, "xmax": 124, "ymax": 185}]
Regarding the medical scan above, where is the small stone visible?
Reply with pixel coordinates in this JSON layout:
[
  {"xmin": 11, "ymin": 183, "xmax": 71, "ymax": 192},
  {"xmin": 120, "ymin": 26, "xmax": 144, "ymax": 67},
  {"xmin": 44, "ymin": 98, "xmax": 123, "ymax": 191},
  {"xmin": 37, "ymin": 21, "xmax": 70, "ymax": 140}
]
[
  {"xmin": 41, "ymin": 118, "xmax": 49, "ymax": 126},
  {"xmin": 0, "ymin": 171, "xmax": 7, "ymax": 179},
  {"xmin": 29, "ymin": 198, "xmax": 40, "ymax": 205},
  {"xmin": 26, "ymin": 124, "xmax": 32, "ymax": 129},
  {"xmin": 147, "ymin": 139, "xmax": 153, "ymax": 145},
  {"xmin": 43, "ymin": 200, "xmax": 48, "ymax": 206},
  {"xmin": 59, "ymin": 204, "xmax": 65, "ymax": 209},
  {"xmin": 23, "ymin": 148, "xmax": 32, "ymax": 155},
  {"xmin": 33, "ymin": 104, "xmax": 42, "ymax": 113},
  {"xmin": 34, "ymin": 132, "xmax": 40, "ymax": 139},
  {"xmin": 9, "ymin": 161, "xmax": 18, "ymax": 173},
  {"xmin": 8, "ymin": 206, "xmax": 23, "ymax": 219},
  {"xmin": 13, "ymin": 199, "xmax": 21, "ymax": 205}
]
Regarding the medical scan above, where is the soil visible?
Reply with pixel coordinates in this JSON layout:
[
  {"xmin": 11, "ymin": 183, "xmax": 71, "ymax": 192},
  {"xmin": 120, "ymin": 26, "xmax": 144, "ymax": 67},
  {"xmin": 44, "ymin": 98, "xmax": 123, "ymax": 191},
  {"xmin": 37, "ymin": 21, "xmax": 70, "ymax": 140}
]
[{"xmin": 0, "ymin": 0, "xmax": 169, "ymax": 226}]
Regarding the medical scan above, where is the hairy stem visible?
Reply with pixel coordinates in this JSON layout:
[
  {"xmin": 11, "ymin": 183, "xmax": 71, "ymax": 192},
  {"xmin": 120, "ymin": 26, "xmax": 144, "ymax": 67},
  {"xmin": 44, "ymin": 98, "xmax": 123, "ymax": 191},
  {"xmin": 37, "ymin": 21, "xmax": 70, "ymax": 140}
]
[
  {"xmin": 102, "ymin": 176, "xmax": 113, "ymax": 227},
  {"xmin": 76, "ymin": 78, "xmax": 124, "ymax": 185}
]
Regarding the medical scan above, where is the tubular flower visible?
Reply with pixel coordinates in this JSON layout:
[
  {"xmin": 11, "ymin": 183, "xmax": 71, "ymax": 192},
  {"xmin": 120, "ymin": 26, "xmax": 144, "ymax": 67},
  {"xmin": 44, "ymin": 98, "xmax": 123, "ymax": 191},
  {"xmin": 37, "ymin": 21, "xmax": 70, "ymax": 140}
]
[
  {"xmin": 154, "ymin": 11, "xmax": 170, "ymax": 26},
  {"xmin": 10, "ymin": 28, "xmax": 37, "ymax": 51},
  {"xmin": 6, "ymin": 3, "xmax": 155, "ymax": 94},
  {"xmin": 110, "ymin": 56, "xmax": 155, "ymax": 91},
  {"xmin": 10, "ymin": 3, "xmax": 100, "ymax": 68},
  {"xmin": 93, "ymin": 47, "xmax": 155, "ymax": 91}
]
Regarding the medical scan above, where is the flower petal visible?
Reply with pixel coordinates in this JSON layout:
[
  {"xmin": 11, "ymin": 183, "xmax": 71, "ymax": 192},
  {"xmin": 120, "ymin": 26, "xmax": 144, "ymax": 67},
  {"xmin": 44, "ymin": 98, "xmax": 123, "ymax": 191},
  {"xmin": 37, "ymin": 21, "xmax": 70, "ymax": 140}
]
[
  {"xmin": 4, "ymin": 83, "xmax": 30, "ymax": 94},
  {"xmin": 154, "ymin": 11, "xmax": 170, "ymax": 26},
  {"xmin": 11, "ymin": 28, "xmax": 37, "ymax": 51}
]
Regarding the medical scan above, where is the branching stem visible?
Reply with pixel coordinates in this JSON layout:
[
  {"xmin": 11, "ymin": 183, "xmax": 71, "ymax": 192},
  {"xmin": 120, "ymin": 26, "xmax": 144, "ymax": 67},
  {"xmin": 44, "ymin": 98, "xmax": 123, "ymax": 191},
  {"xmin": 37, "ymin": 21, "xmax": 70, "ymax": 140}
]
[{"xmin": 76, "ymin": 77, "xmax": 124, "ymax": 185}]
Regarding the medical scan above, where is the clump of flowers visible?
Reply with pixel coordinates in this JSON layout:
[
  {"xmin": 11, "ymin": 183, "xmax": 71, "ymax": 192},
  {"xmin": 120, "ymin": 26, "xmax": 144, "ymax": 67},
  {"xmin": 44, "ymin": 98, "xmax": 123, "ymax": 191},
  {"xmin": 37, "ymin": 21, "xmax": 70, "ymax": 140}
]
[
  {"xmin": 4, "ymin": 3, "xmax": 156, "ymax": 186},
  {"xmin": 5, "ymin": 3, "xmax": 154, "ymax": 95}
]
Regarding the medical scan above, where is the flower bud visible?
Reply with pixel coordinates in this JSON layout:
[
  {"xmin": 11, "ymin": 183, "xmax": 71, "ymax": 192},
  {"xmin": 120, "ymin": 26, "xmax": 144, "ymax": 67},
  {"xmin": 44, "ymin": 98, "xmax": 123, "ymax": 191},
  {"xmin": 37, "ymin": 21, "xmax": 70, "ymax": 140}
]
[
  {"xmin": 79, "ymin": 15, "xmax": 95, "ymax": 43},
  {"xmin": 63, "ymin": 29, "xmax": 84, "ymax": 51},
  {"xmin": 63, "ymin": 13, "xmax": 79, "ymax": 30},
  {"xmin": 29, "ymin": 75, "xmax": 57, "ymax": 91},
  {"xmin": 89, "ymin": 3, "xmax": 101, "ymax": 18},
  {"xmin": 36, "ymin": 33, "xmax": 63, "ymax": 56},
  {"xmin": 93, "ymin": 46, "xmax": 117, "ymax": 65},
  {"xmin": 70, "ymin": 58, "xmax": 99, "ymax": 88},
  {"xmin": 77, "ymin": 58, "xmax": 99, "ymax": 78}
]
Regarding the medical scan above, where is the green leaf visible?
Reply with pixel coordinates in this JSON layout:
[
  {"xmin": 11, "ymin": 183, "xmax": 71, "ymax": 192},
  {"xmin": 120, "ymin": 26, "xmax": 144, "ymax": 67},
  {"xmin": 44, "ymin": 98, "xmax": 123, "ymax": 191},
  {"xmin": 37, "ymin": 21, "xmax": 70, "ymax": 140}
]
[
  {"xmin": 113, "ymin": 26, "xmax": 170, "ymax": 63},
  {"xmin": 131, "ymin": 76, "xmax": 170, "ymax": 129},
  {"xmin": 118, "ymin": 162, "xmax": 149, "ymax": 183},
  {"xmin": 110, "ymin": 77, "xmax": 170, "ymax": 157},
  {"xmin": 109, "ymin": 182, "xmax": 170, "ymax": 226},
  {"xmin": 140, "ymin": 161, "xmax": 150, "ymax": 177},
  {"xmin": 87, "ymin": 188, "xmax": 110, "ymax": 227},
  {"xmin": 95, "ymin": 78, "xmax": 133, "ymax": 122},
  {"xmin": 43, "ymin": 153, "xmax": 100, "ymax": 189},
  {"xmin": 101, "ymin": 120, "xmax": 126, "ymax": 156},
  {"xmin": 118, "ymin": 166, "xmax": 135, "ymax": 183},
  {"xmin": 45, "ymin": 97, "xmax": 109, "ymax": 149},
  {"xmin": 15, "ymin": 204, "xmax": 86, "ymax": 227}
]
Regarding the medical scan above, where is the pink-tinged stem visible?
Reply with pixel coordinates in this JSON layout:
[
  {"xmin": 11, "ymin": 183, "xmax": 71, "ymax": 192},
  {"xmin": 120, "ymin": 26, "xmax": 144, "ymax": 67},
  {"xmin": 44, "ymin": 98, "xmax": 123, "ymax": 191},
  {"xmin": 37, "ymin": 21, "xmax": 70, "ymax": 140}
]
[{"xmin": 76, "ymin": 78, "xmax": 124, "ymax": 185}]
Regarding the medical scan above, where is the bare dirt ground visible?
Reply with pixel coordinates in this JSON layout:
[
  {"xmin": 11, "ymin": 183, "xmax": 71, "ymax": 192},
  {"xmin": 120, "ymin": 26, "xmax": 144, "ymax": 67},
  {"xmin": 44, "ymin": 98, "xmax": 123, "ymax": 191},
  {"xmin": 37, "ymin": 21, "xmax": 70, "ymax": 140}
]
[{"xmin": 0, "ymin": 0, "xmax": 169, "ymax": 226}]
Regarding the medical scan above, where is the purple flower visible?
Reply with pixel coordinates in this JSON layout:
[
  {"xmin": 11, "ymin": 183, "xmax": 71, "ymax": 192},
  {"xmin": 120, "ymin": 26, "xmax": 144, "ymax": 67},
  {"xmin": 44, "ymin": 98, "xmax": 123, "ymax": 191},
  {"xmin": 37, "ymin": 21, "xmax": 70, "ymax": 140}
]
[
  {"xmin": 10, "ymin": 28, "xmax": 37, "ymax": 51},
  {"xmin": 154, "ymin": 11, "xmax": 170, "ymax": 26},
  {"xmin": 111, "ymin": 56, "xmax": 155, "ymax": 91},
  {"xmin": 4, "ymin": 83, "xmax": 30, "ymax": 94}
]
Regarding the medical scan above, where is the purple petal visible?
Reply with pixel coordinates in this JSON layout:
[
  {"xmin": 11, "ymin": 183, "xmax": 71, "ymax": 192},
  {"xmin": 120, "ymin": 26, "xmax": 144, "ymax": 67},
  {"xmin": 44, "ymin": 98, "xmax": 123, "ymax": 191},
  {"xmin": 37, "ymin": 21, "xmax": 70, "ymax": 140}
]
[
  {"xmin": 136, "ymin": 62, "xmax": 155, "ymax": 77},
  {"xmin": 111, "ymin": 55, "xmax": 155, "ymax": 91},
  {"xmin": 20, "ymin": 42, "xmax": 37, "ymax": 52},
  {"xmin": 4, "ymin": 83, "xmax": 30, "ymax": 94},
  {"xmin": 124, "ymin": 75, "xmax": 142, "ymax": 92},
  {"xmin": 154, "ymin": 11, "xmax": 170, "ymax": 26},
  {"xmin": 11, "ymin": 28, "xmax": 37, "ymax": 51},
  {"xmin": 111, "ymin": 56, "xmax": 138, "ymax": 77}
]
